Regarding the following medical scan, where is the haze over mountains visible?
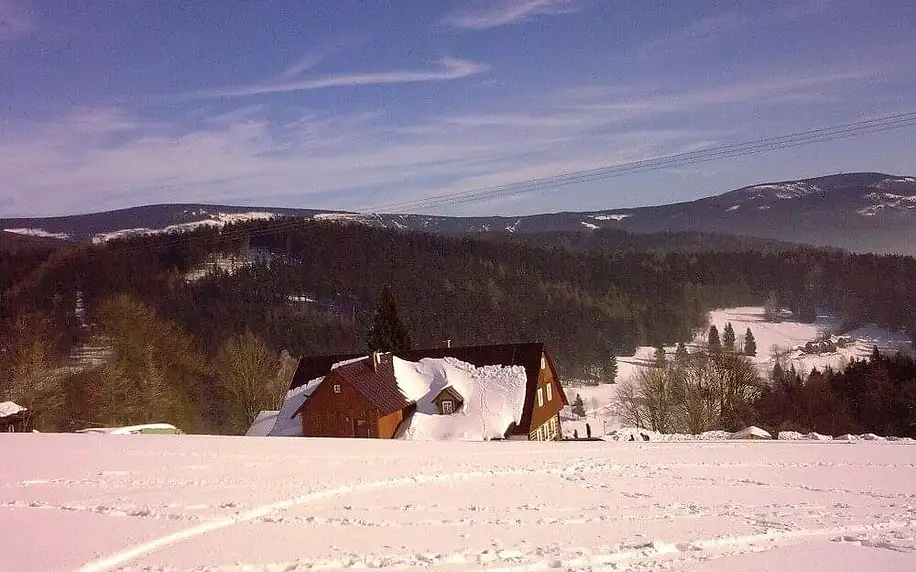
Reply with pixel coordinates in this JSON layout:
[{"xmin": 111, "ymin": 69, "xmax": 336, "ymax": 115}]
[{"xmin": 3, "ymin": 172, "xmax": 915, "ymax": 255}]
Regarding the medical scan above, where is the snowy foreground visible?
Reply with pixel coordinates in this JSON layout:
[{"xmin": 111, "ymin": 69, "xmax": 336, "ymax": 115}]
[{"xmin": 3, "ymin": 435, "xmax": 916, "ymax": 572}]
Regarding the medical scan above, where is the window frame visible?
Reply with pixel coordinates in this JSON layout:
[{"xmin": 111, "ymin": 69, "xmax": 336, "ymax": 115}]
[
  {"xmin": 441, "ymin": 400, "xmax": 455, "ymax": 414},
  {"xmin": 537, "ymin": 388, "xmax": 544, "ymax": 407},
  {"xmin": 332, "ymin": 384, "xmax": 342, "ymax": 394}
]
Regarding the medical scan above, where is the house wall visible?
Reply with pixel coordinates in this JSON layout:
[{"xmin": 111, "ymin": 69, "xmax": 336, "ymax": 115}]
[
  {"xmin": 299, "ymin": 373, "xmax": 388, "ymax": 438},
  {"xmin": 377, "ymin": 410, "xmax": 405, "ymax": 439},
  {"xmin": 528, "ymin": 353, "xmax": 565, "ymax": 440},
  {"xmin": 528, "ymin": 414, "xmax": 561, "ymax": 441}
]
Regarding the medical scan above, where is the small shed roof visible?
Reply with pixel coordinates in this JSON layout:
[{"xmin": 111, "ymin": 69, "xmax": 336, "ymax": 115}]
[{"xmin": 0, "ymin": 401, "xmax": 26, "ymax": 418}]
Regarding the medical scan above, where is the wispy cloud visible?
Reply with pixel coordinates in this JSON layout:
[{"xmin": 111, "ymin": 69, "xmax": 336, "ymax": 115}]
[
  {"xmin": 639, "ymin": 11, "xmax": 748, "ymax": 57},
  {"xmin": 444, "ymin": 0, "xmax": 580, "ymax": 30},
  {"xmin": 641, "ymin": 1, "xmax": 859, "ymax": 58},
  {"xmin": 279, "ymin": 52, "xmax": 325, "ymax": 79},
  {"xmin": 0, "ymin": 67, "xmax": 896, "ymax": 218},
  {"xmin": 0, "ymin": 103, "xmax": 720, "ymax": 217},
  {"xmin": 197, "ymin": 56, "xmax": 488, "ymax": 98},
  {"xmin": 0, "ymin": 0, "xmax": 35, "ymax": 41}
]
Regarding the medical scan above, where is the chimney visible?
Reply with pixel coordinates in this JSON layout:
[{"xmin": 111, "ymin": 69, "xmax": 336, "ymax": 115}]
[{"xmin": 371, "ymin": 351, "xmax": 381, "ymax": 372}]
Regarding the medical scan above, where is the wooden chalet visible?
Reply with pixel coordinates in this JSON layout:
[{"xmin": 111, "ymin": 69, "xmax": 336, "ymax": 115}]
[{"xmin": 286, "ymin": 343, "xmax": 568, "ymax": 441}]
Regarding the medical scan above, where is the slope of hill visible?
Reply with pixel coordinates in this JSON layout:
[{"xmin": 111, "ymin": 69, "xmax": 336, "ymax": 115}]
[
  {"xmin": 0, "ymin": 230, "xmax": 71, "ymax": 253},
  {"xmin": 2, "ymin": 172, "xmax": 914, "ymax": 254}
]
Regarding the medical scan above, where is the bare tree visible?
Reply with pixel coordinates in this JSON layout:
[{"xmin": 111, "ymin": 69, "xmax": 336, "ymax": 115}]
[
  {"xmin": 0, "ymin": 312, "xmax": 63, "ymax": 430},
  {"xmin": 615, "ymin": 350, "xmax": 762, "ymax": 434},
  {"xmin": 216, "ymin": 331, "xmax": 288, "ymax": 433},
  {"xmin": 88, "ymin": 295, "xmax": 209, "ymax": 430}
]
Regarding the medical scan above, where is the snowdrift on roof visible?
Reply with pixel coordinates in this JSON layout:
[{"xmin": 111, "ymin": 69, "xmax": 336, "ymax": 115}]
[
  {"xmin": 269, "ymin": 377, "xmax": 323, "ymax": 437},
  {"xmin": 396, "ymin": 357, "xmax": 528, "ymax": 441},
  {"xmin": 246, "ymin": 411, "xmax": 279, "ymax": 436}
]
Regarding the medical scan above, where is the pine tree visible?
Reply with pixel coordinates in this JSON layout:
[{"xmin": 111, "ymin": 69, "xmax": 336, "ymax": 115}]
[
  {"xmin": 707, "ymin": 325, "xmax": 721, "ymax": 353},
  {"xmin": 723, "ymin": 322, "xmax": 736, "ymax": 352},
  {"xmin": 364, "ymin": 285, "xmax": 414, "ymax": 354},
  {"xmin": 605, "ymin": 354, "xmax": 618, "ymax": 384},
  {"xmin": 572, "ymin": 393, "xmax": 586, "ymax": 417},
  {"xmin": 744, "ymin": 328, "xmax": 757, "ymax": 356}
]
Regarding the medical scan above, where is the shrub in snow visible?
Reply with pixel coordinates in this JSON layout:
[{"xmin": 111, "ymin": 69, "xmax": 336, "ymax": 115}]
[
  {"xmin": 834, "ymin": 434, "xmax": 859, "ymax": 441},
  {"xmin": 778, "ymin": 431, "xmax": 805, "ymax": 440},
  {"xmin": 698, "ymin": 430, "xmax": 731, "ymax": 440},
  {"xmin": 805, "ymin": 432, "xmax": 834, "ymax": 441},
  {"xmin": 861, "ymin": 433, "xmax": 887, "ymax": 441}
]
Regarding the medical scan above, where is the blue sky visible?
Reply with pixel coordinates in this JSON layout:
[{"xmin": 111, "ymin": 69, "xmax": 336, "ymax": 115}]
[{"xmin": 1, "ymin": 0, "xmax": 914, "ymax": 217}]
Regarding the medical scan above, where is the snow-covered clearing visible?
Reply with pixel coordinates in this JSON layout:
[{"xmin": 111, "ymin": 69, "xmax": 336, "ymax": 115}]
[
  {"xmin": 3, "ymin": 227, "xmax": 72, "ymax": 240},
  {"xmin": 2, "ymin": 434, "xmax": 915, "ymax": 572},
  {"xmin": 563, "ymin": 307, "xmax": 915, "ymax": 438},
  {"xmin": 91, "ymin": 212, "xmax": 278, "ymax": 244}
]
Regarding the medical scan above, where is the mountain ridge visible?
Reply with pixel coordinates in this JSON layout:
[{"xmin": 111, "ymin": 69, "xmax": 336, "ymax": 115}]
[{"xmin": 3, "ymin": 172, "xmax": 914, "ymax": 254}]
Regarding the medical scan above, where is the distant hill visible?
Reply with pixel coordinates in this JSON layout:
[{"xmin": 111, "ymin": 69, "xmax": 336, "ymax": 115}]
[
  {"xmin": 2, "ymin": 172, "xmax": 914, "ymax": 254},
  {"xmin": 0, "ymin": 230, "xmax": 71, "ymax": 253}
]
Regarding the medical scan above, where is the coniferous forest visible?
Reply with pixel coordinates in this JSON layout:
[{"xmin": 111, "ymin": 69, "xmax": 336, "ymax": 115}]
[{"xmin": 3, "ymin": 218, "xmax": 916, "ymax": 434}]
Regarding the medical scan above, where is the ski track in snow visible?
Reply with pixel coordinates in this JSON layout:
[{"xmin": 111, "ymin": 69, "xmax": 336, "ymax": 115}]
[{"xmin": 2, "ymin": 435, "xmax": 916, "ymax": 572}]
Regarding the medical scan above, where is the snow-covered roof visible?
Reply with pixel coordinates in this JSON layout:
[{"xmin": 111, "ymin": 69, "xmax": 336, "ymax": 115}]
[
  {"xmin": 396, "ymin": 357, "xmax": 528, "ymax": 441},
  {"xmin": 245, "ymin": 411, "xmax": 279, "ymax": 436},
  {"xmin": 730, "ymin": 426, "xmax": 772, "ymax": 440},
  {"xmin": 76, "ymin": 423, "xmax": 180, "ymax": 435},
  {"xmin": 0, "ymin": 401, "xmax": 26, "ymax": 418},
  {"xmin": 269, "ymin": 376, "xmax": 324, "ymax": 436}
]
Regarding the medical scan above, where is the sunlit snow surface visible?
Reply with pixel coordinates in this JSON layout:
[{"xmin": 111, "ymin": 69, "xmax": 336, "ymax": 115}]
[{"xmin": 2, "ymin": 435, "xmax": 916, "ymax": 572}]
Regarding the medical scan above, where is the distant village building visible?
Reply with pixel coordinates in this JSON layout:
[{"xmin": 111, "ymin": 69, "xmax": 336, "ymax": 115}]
[
  {"xmin": 0, "ymin": 402, "xmax": 30, "ymax": 433},
  {"xmin": 271, "ymin": 343, "xmax": 568, "ymax": 441}
]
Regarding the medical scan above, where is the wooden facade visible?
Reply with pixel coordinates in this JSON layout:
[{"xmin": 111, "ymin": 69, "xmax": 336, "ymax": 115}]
[
  {"xmin": 298, "ymin": 368, "xmax": 408, "ymax": 439},
  {"xmin": 525, "ymin": 352, "xmax": 566, "ymax": 441}
]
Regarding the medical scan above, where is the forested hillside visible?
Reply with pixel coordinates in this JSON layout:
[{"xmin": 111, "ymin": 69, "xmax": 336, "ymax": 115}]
[{"xmin": 3, "ymin": 218, "xmax": 916, "ymax": 433}]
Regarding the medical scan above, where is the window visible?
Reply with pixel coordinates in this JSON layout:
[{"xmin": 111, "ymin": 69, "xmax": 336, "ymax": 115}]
[
  {"xmin": 537, "ymin": 388, "xmax": 544, "ymax": 407},
  {"xmin": 332, "ymin": 384, "xmax": 341, "ymax": 394},
  {"xmin": 441, "ymin": 400, "xmax": 454, "ymax": 414},
  {"xmin": 546, "ymin": 383, "xmax": 552, "ymax": 402}
]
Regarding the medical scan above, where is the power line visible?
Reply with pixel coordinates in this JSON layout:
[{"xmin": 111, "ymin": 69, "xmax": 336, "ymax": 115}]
[{"xmin": 362, "ymin": 111, "xmax": 916, "ymax": 213}]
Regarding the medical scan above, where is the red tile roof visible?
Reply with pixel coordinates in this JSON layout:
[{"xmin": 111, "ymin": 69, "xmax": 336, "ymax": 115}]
[{"xmin": 328, "ymin": 355, "xmax": 413, "ymax": 416}]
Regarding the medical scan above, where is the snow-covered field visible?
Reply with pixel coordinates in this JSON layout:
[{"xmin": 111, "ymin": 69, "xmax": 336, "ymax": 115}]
[
  {"xmin": 2, "ymin": 434, "xmax": 916, "ymax": 572},
  {"xmin": 563, "ymin": 307, "xmax": 915, "ymax": 438}
]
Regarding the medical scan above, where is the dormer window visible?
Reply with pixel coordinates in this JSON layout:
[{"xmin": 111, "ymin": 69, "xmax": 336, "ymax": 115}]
[{"xmin": 434, "ymin": 386, "xmax": 463, "ymax": 415}]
